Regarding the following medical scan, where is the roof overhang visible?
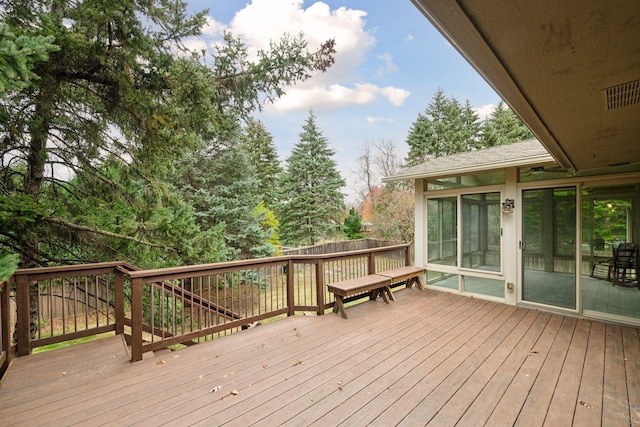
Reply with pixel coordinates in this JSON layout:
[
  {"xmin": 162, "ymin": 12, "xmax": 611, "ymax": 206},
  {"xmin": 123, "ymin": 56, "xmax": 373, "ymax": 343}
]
[
  {"xmin": 384, "ymin": 139, "xmax": 554, "ymax": 182},
  {"xmin": 411, "ymin": 0, "xmax": 640, "ymax": 172}
]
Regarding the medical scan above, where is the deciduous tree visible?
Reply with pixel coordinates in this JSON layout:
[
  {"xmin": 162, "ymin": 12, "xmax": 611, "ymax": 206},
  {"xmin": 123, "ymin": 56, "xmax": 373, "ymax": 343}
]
[{"xmin": 371, "ymin": 186, "xmax": 415, "ymax": 243}]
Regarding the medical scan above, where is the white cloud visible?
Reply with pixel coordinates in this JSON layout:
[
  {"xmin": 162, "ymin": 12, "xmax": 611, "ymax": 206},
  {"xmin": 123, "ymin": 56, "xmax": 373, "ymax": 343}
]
[
  {"xmin": 380, "ymin": 87, "xmax": 410, "ymax": 106},
  {"xmin": 268, "ymin": 83, "xmax": 376, "ymax": 112},
  {"xmin": 202, "ymin": 16, "xmax": 227, "ymax": 37},
  {"xmin": 202, "ymin": 0, "xmax": 410, "ymax": 112},
  {"xmin": 474, "ymin": 103, "xmax": 497, "ymax": 120},
  {"xmin": 405, "ymin": 34, "xmax": 414, "ymax": 42},
  {"xmin": 267, "ymin": 83, "xmax": 410, "ymax": 113},
  {"xmin": 367, "ymin": 117, "xmax": 396, "ymax": 123},
  {"xmin": 376, "ymin": 53, "xmax": 399, "ymax": 78}
]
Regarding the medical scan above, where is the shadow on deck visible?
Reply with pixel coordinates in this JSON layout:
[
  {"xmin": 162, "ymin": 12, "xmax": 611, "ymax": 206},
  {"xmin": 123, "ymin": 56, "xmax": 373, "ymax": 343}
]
[{"xmin": 1, "ymin": 288, "xmax": 639, "ymax": 426}]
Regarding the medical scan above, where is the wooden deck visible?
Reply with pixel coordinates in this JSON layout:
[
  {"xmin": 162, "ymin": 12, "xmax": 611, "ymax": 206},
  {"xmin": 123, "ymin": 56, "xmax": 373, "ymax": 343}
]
[{"xmin": 1, "ymin": 288, "xmax": 639, "ymax": 426}]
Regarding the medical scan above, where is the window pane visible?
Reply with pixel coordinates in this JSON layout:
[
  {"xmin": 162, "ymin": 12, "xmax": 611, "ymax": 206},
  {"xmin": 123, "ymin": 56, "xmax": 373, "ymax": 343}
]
[
  {"xmin": 428, "ymin": 271, "xmax": 458, "ymax": 290},
  {"xmin": 427, "ymin": 197, "xmax": 457, "ymax": 266},
  {"xmin": 461, "ymin": 192, "xmax": 501, "ymax": 271},
  {"xmin": 582, "ymin": 184, "xmax": 640, "ymax": 320},
  {"xmin": 464, "ymin": 276, "xmax": 504, "ymax": 298},
  {"xmin": 426, "ymin": 170, "xmax": 505, "ymax": 190}
]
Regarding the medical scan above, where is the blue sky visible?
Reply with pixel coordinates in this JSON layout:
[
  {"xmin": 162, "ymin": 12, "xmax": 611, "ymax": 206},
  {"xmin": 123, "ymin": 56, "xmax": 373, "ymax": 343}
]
[{"xmin": 185, "ymin": 0, "xmax": 501, "ymax": 202}]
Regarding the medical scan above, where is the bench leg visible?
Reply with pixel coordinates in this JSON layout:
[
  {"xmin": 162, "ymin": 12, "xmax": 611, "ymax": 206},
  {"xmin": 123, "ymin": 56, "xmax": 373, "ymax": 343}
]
[
  {"xmin": 407, "ymin": 276, "xmax": 425, "ymax": 291},
  {"xmin": 371, "ymin": 288, "xmax": 392, "ymax": 303},
  {"xmin": 333, "ymin": 295, "xmax": 348, "ymax": 319},
  {"xmin": 384, "ymin": 286, "xmax": 395, "ymax": 301},
  {"xmin": 380, "ymin": 288, "xmax": 390, "ymax": 303}
]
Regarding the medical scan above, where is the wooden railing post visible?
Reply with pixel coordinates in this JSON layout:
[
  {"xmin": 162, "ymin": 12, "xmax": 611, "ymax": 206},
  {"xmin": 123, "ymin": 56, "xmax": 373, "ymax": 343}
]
[
  {"xmin": 405, "ymin": 244, "xmax": 412, "ymax": 266},
  {"xmin": 114, "ymin": 269, "xmax": 125, "ymax": 336},
  {"xmin": 130, "ymin": 279, "xmax": 143, "ymax": 362},
  {"xmin": 15, "ymin": 275, "xmax": 31, "ymax": 357},
  {"xmin": 316, "ymin": 258, "xmax": 324, "ymax": 315},
  {"xmin": 1, "ymin": 279, "xmax": 10, "ymax": 378},
  {"xmin": 367, "ymin": 251, "xmax": 376, "ymax": 275},
  {"xmin": 286, "ymin": 259, "xmax": 295, "ymax": 316}
]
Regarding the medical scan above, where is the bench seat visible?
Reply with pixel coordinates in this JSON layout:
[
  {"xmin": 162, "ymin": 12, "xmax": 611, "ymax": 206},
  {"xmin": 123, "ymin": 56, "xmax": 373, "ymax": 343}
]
[
  {"xmin": 327, "ymin": 275, "xmax": 393, "ymax": 319},
  {"xmin": 377, "ymin": 266, "xmax": 426, "ymax": 290}
]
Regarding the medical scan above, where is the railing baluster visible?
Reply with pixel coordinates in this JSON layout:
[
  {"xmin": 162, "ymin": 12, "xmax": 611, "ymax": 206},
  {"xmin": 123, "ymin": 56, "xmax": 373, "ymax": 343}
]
[
  {"xmin": 84, "ymin": 277, "xmax": 89, "ymax": 332},
  {"xmin": 36, "ymin": 280, "xmax": 42, "ymax": 340},
  {"xmin": 61, "ymin": 278, "xmax": 66, "ymax": 335},
  {"xmin": 72, "ymin": 277, "xmax": 78, "ymax": 332},
  {"xmin": 48, "ymin": 279, "xmax": 54, "ymax": 339},
  {"xmin": 94, "ymin": 275, "xmax": 99, "ymax": 329}
]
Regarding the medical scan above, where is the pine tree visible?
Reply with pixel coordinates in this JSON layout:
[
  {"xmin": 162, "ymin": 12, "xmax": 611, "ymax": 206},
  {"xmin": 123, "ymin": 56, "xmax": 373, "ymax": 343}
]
[
  {"xmin": 405, "ymin": 88, "xmax": 481, "ymax": 166},
  {"xmin": 240, "ymin": 119, "xmax": 282, "ymax": 208},
  {"xmin": 481, "ymin": 101, "xmax": 535, "ymax": 146},
  {"xmin": 172, "ymin": 143, "xmax": 274, "ymax": 260},
  {"xmin": 343, "ymin": 208, "xmax": 363, "ymax": 240},
  {"xmin": 277, "ymin": 111, "xmax": 346, "ymax": 246}
]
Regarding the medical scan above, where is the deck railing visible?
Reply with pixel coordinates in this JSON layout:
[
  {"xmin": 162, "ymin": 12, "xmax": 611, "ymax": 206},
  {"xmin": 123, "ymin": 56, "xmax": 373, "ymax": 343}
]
[{"xmin": 5, "ymin": 244, "xmax": 411, "ymax": 364}]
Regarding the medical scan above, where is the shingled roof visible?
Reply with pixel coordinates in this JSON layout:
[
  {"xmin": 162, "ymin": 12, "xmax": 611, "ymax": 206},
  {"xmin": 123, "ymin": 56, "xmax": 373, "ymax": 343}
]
[{"xmin": 384, "ymin": 139, "xmax": 555, "ymax": 182}]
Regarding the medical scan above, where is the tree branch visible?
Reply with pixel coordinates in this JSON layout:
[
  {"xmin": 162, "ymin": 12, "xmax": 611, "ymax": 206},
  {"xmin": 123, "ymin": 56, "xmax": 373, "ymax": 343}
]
[{"xmin": 43, "ymin": 217, "xmax": 177, "ymax": 252}]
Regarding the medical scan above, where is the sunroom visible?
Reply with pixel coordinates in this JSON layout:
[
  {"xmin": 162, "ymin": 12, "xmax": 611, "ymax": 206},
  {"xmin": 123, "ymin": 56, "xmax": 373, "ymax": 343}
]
[{"xmin": 385, "ymin": 139, "xmax": 640, "ymax": 326}]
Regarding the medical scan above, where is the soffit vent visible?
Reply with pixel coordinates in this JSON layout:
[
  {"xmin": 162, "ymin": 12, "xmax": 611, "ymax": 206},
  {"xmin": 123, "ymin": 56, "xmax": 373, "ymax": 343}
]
[{"xmin": 604, "ymin": 79, "xmax": 640, "ymax": 110}]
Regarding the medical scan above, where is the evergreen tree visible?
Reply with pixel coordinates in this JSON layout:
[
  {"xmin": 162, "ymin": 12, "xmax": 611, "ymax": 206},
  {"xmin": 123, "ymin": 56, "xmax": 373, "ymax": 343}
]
[
  {"xmin": 481, "ymin": 101, "xmax": 535, "ymax": 146},
  {"xmin": 405, "ymin": 88, "xmax": 481, "ymax": 166},
  {"xmin": 343, "ymin": 208, "xmax": 363, "ymax": 240},
  {"xmin": 277, "ymin": 111, "xmax": 346, "ymax": 246},
  {"xmin": 171, "ymin": 142, "xmax": 274, "ymax": 260},
  {"xmin": 0, "ymin": 22, "xmax": 57, "ymax": 93},
  {"xmin": 240, "ymin": 119, "xmax": 282, "ymax": 207},
  {"xmin": 64, "ymin": 160, "xmax": 229, "ymax": 267},
  {"xmin": 0, "ymin": 0, "xmax": 336, "ymax": 268},
  {"xmin": 461, "ymin": 99, "xmax": 482, "ymax": 149}
]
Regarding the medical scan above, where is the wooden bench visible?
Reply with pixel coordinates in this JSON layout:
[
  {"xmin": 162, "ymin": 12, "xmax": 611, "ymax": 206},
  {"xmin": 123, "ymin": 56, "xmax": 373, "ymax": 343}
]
[
  {"xmin": 327, "ymin": 275, "xmax": 393, "ymax": 319},
  {"xmin": 377, "ymin": 266, "xmax": 427, "ymax": 290}
]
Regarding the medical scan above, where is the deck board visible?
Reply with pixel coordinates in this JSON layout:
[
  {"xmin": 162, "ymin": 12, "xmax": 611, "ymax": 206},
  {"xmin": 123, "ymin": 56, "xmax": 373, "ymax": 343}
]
[
  {"xmin": 1, "ymin": 288, "xmax": 639, "ymax": 426},
  {"xmin": 574, "ymin": 321, "xmax": 606, "ymax": 427}
]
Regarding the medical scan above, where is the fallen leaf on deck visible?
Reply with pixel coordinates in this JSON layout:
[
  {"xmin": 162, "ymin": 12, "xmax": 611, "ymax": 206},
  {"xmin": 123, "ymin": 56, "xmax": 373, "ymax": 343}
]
[
  {"xmin": 579, "ymin": 399, "xmax": 592, "ymax": 408},
  {"xmin": 230, "ymin": 390, "xmax": 239, "ymax": 395},
  {"xmin": 61, "ymin": 371, "xmax": 66, "ymax": 376},
  {"xmin": 293, "ymin": 360, "xmax": 304, "ymax": 366},
  {"xmin": 263, "ymin": 364, "xmax": 268, "ymax": 369},
  {"xmin": 156, "ymin": 360, "xmax": 164, "ymax": 365},
  {"xmin": 211, "ymin": 386, "xmax": 222, "ymax": 393}
]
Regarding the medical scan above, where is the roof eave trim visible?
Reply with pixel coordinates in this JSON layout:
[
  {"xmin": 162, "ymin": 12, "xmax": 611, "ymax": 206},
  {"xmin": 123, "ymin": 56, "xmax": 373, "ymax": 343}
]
[{"xmin": 382, "ymin": 153, "xmax": 555, "ymax": 183}]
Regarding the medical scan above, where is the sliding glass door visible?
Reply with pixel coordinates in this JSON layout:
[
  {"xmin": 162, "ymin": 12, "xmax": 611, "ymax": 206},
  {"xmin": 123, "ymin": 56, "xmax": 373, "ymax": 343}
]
[{"xmin": 521, "ymin": 187, "xmax": 577, "ymax": 309}]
